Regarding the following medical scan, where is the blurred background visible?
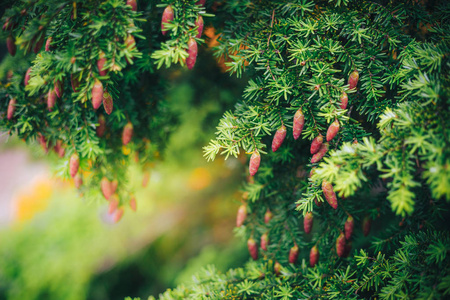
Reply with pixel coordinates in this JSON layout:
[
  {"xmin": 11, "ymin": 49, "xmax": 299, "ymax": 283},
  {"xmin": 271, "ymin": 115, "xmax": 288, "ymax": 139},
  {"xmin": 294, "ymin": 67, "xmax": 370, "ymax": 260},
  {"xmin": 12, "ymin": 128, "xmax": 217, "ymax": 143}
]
[{"xmin": 0, "ymin": 31, "xmax": 250, "ymax": 299}]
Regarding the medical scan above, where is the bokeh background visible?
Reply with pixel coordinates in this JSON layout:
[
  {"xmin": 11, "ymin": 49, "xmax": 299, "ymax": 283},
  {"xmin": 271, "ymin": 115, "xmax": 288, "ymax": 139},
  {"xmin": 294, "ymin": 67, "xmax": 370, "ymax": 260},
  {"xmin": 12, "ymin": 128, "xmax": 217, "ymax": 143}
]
[{"xmin": 0, "ymin": 24, "xmax": 250, "ymax": 299}]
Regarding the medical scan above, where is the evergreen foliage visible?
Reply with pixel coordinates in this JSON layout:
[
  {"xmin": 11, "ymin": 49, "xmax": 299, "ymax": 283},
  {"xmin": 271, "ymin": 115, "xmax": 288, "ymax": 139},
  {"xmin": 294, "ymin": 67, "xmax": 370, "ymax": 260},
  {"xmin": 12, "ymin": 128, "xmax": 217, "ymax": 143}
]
[
  {"xmin": 1, "ymin": 0, "xmax": 449, "ymax": 299},
  {"xmin": 1, "ymin": 0, "xmax": 171, "ymax": 214}
]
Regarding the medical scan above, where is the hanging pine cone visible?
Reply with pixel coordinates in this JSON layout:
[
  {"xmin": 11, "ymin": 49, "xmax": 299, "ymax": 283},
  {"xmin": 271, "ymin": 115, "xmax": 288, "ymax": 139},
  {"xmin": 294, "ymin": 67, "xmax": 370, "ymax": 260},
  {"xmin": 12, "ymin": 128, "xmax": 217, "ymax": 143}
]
[
  {"xmin": 288, "ymin": 244, "xmax": 299, "ymax": 264},
  {"xmin": 310, "ymin": 134, "xmax": 323, "ymax": 154},
  {"xmin": 272, "ymin": 125, "xmax": 286, "ymax": 152},
  {"xmin": 161, "ymin": 5, "xmax": 174, "ymax": 36},
  {"xmin": 101, "ymin": 177, "xmax": 113, "ymax": 200},
  {"xmin": 247, "ymin": 238, "xmax": 258, "ymax": 260},
  {"xmin": 97, "ymin": 51, "xmax": 107, "ymax": 76},
  {"xmin": 339, "ymin": 92, "xmax": 348, "ymax": 109},
  {"xmin": 7, "ymin": 98, "xmax": 16, "ymax": 120},
  {"xmin": 24, "ymin": 68, "xmax": 32, "ymax": 86},
  {"xmin": 114, "ymin": 207, "xmax": 124, "ymax": 223},
  {"xmin": 236, "ymin": 204, "xmax": 247, "ymax": 227},
  {"xmin": 129, "ymin": 196, "xmax": 137, "ymax": 212},
  {"xmin": 264, "ymin": 209, "xmax": 273, "ymax": 224},
  {"xmin": 309, "ymin": 245, "xmax": 319, "ymax": 267},
  {"xmin": 249, "ymin": 151, "xmax": 261, "ymax": 176},
  {"xmin": 74, "ymin": 173, "xmax": 83, "ymax": 189},
  {"xmin": 54, "ymin": 80, "xmax": 62, "ymax": 98},
  {"xmin": 348, "ymin": 70, "xmax": 359, "ymax": 90},
  {"xmin": 304, "ymin": 212, "xmax": 313, "ymax": 234},
  {"xmin": 103, "ymin": 90, "xmax": 113, "ymax": 115},
  {"xmin": 186, "ymin": 38, "xmax": 198, "ymax": 70},
  {"xmin": 47, "ymin": 89, "xmax": 57, "ymax": 111},
  {"xmin": 96, "ymin": 114, "xmax": 106, "ymax": 138},
  {"xmin": 195, "ymin": 15, "xmax": 204, "ymax": 39},
  {"xmin": 322, "ymin": 180, "xmax": 338, "ymax": 209},
  {"xmin": 362, "ymin": 215, "xmax": 372, "ymax": 237},
  {"xmin": 260, "ymin": 233, "xmax": 269, "ymax": 251},
  {"xmin": 38, "ymin": 134, "xmax": 49, "ymax": 154},
  {"xmin": 126, "ymin": 0, "xmax": 137, "ymax": 11},
  {"xmin": 53, "ymin": 140, "xmax": 65, "ymax": 158},
  {"xmin": 274, "ymin": 261, "xmax": 281, "ymax": 276},
  {"xmin": 345, "ymin": 216, "xmax": 354, "ymax": 240},
  {"xmin": 293, "ymin": 109, "xmax": 305, "ymax": 140},
  {"xmin": 7, "ymin": 35, "xmax": 16, "ymax": 56},
  {"xmin": 111, "ymin": 179, "xmax": 118, "ymax": 194},
  {"xmin": 108, "ymin": 194, "xmax": 119, "ymax": 214},
  {"xmin": 336, "ymin": 233, "xmax": 346, "ymax": 257},
  {"xmin": 45, "ymin": 36, "xmax": 52, "ymax": 51},
  {"xmin": 122, "ymin": 122, "xmax": 133, "ymax": 145},
  {"xmin": 311, "ymin": 143, "xmax": 328, "ymax": 163},
  {"xmin": 69, "ymin": 153, "xmax": 80, "ymax": 178},
  {"xmin": 326, "ymin": 120, "xmax": 340, "ymax": 142},
  {"xmin": 92, "ymin": 79, "xmax": 103, "ymax": 109}
]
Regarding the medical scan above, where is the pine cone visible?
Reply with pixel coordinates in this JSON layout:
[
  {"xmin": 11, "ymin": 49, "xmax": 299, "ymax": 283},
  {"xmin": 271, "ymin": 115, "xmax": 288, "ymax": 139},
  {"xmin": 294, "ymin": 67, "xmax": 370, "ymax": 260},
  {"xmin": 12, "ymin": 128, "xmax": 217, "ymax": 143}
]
[
  {"xmin": 326, "ymin": 120, "xmax": 340, "ymax": 142},
  {"xmin": 264, "ymin": 209, "xmax": 273, "ymax": 224},
  {"xmin": 24, "ymin": 68, "xmax": 32, "ymax": 86},
  {"xmin": 186, "ymin": 38, "xmax": 198, "ymax": 70},
  {"xmin": 236, "ymin": 204, "xmax": 247, "ymax": 227},
  {"xmin": 103, "ymin": 90, "xmax": 113, "ymax": 115},
  {"xmin": 288, "ymin": 244, "xmax": 299, "ymax": 264},
  {"xmin": 322, "ymin": 180, "xmax": 338, "ymax": 209},
  {"xmin": 45, "ymin": 37, "xmax": 52, "ymax": 51},
  {"xmin": 272, "ymin": 125, "xmax": 286, "ymax": 152},
  {"xmin": 122, "ymin": 122, "xmax": 133, "ymax": 145},
  {"xmin": 108, "ymin": 194, "xmax": 119, "ymax": 214},
  {"xmin": 336, "ymin": 233, "xmax": 346, "ymax": 257},
  {"xmin": 260, "ymin": 233, "xmax": 269, "ymax": 251},
  {"xmin": 339, "ymin": 92, "xmax": 348, "ymax": 109},
  {"xmin": 345, "ymin": 216, "xmax": 354, "ymax": 240},
  {"xmin": 54, "ymin": 80, "xmax": 63, "ymax": 98},
  {"xmin": 101, "ymin": 177, "xmax": 113, "ymax": 200},
  {"xmin": 362, "ymin": 216, "xmax": 372, "ymax": 237},
  {"xmin": 7, "ymin": 98, "xmax": 16, "ymax": 120},
  {"xmin": 348, "ymin": 70, "xmax": 359, "ymax": 90},
  {"xmin": 96, "ymin": 114, "xmax": 106, "ymax": 138},
  {"xmin": 74, "ymin": 173, "xmax": 83, "ymax": 189},
  {"xmin": 161, "ymin": 5, "xmax": 174, "ymax": 36},
  {"xmin": 129, "ymin": 196, "xmax": 137, "ymax": 212},
  {"xmin": 92, "ymin": 79, "xmax": 103, "ymax": 109},
  {"xmin": 126, "ymin": 0, "xmax": 137, "ymax": 11},
  {"xmin": 69, "ymin": 153, "xmax": 80, "ymax": 178},
  {"xmin": 249, "ymin": 151, "xmax": 261, "ymax": 176},
  {"xmin": 310, "ymin": 245, "xmax": 319, "ymax": 267},
  {"xmin": 293, "ymin": 109, "xmax": 305, "ymax": 140},
  {"xmin": 47, "ymin": 89, "xmax": 57, "ymax": 111},
  {"xmin": 247, "ymin": 238, "xmax": 258, "ymax": 260},
  {"xmin": 195, "ymin": 15, "xmax": 204, "ymax": 39},
  {"xmin": 310, "ymin": 134, "xmax": 323, "ymax": 154},
  {"xmin": 274, "ymin": 261, "xmax": 281, "ymax": 276},
  {"xmin": 7, "ymin": 35, "xmax": 16, "ymax": 56},
  {"xmin": 97, "ymin": 51, "xmax": 107, "ymax": 76},
  {"xmin": 311, "ymin": 143, "xmax": 328, "ymax": 163},
  {"xmin": 114, "ymin": 207, "xmax": 124, "ymax": 223},
  {"xmin": 304, "ymin": 212, "xmax": 313, "ymax": 234}
]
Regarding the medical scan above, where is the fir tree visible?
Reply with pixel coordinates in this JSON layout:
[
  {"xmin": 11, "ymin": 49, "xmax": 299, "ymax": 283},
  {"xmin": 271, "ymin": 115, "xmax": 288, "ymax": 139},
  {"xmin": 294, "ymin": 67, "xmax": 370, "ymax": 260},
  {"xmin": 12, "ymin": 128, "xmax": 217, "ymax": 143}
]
[{"xmin": 1, "ymin": 0, "xmax": 449, "ymax": 299}]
